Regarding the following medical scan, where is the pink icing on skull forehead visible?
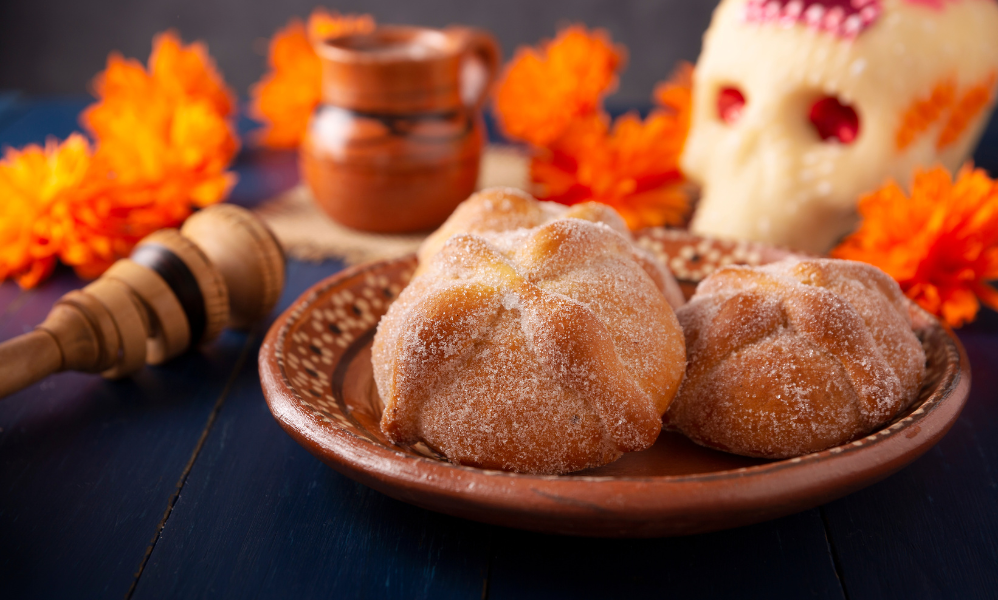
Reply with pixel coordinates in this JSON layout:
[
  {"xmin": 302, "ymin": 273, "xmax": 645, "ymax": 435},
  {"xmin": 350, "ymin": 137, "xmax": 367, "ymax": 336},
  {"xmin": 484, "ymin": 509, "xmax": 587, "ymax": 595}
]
[
  {"xmin": 741, "ymin": 0, "xmax": 985, "ymax": 38},
  {"xmin": 742, "ymin": 0, "xmax": 995, "ymax": 38},
  {"xmin": 742, "ymin": 0, "xmax": 883, "ymax": 38}
]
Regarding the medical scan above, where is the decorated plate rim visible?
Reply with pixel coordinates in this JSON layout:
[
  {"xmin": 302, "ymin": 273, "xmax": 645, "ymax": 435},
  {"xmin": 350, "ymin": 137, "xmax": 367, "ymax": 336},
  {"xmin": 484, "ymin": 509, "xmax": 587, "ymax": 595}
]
[{"xmin": 261, "ymin": 229, "xmax": 968, "ymax": 486}]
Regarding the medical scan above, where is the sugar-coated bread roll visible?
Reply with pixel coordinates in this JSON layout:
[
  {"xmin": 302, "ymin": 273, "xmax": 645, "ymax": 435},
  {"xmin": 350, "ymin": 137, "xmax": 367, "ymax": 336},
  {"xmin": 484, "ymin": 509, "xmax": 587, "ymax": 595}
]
[
  {"xmin": 374, "ymin": 218, "xmax": 686, "ymax": 474},
  {"xmin": 666, "ymin": 258, "xmax": 926, "ymax": 459},
  {"xmin": 417, "ymin": 187, "xmax": 685, "ymax": 309}
]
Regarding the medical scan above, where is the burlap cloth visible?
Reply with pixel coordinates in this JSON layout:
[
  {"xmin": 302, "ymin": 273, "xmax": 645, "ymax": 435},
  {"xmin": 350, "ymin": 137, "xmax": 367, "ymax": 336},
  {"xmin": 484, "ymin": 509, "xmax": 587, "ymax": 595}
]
[{"xmin": 254, "ymin": 145, "xmax": 530, "ymax": 265}]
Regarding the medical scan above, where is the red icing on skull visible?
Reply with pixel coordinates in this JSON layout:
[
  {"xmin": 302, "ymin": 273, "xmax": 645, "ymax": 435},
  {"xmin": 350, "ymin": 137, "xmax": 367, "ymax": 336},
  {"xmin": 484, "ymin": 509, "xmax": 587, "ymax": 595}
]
[
  {"xmin": 810, "ymin": 96, "xmax": 861, "ymax": 143},
  {"xmin": 743, "ymin": 0, "xmax": 883, "ymax": 37},
  {"xmin": 718, "ymin": 87, "xmax": 747, "ymax": 124}
]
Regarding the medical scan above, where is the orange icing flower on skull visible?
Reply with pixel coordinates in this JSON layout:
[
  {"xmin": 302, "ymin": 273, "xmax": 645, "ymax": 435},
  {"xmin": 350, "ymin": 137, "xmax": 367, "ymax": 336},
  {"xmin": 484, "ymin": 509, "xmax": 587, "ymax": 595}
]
[{"xmin": 896, "ymin": 72, "xmax": 997, "ymax": 151}]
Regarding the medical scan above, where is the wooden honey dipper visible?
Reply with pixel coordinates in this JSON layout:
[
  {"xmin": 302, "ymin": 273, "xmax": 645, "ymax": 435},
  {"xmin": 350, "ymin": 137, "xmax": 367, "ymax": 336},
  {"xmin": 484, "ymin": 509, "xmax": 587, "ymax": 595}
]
[{"xmin": 0, "ymin": 204, "xmax": 285, "ymax": 399}]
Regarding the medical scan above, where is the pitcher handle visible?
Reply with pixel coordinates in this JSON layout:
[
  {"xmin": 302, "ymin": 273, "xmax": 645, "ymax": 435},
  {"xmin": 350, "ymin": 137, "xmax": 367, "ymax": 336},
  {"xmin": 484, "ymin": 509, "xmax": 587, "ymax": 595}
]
[{"xmin": 450, "ymin": 27, "xmax": 500, "ymax": 110}]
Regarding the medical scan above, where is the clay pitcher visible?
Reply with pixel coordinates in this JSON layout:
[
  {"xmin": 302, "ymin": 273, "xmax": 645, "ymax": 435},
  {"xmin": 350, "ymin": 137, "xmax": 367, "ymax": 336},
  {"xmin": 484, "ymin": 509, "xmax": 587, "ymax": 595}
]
[{"xmin": 301, "ymin": 25, "xmax": 500, "ymax": 233}]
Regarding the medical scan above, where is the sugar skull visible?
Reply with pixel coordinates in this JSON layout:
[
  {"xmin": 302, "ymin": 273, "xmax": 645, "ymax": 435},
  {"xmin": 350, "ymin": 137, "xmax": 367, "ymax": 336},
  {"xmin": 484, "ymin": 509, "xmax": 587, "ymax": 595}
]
[{"xmin": 683, "ymin": 0, "xmax": 998, "ymax": 253}]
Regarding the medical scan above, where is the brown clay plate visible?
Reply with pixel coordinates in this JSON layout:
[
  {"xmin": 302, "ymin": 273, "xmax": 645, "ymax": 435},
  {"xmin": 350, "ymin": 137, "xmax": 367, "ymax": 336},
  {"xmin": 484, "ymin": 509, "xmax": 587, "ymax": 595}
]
[{"xmin": 259, "ymin": 229, "xmax": 970, "ymax": 537}]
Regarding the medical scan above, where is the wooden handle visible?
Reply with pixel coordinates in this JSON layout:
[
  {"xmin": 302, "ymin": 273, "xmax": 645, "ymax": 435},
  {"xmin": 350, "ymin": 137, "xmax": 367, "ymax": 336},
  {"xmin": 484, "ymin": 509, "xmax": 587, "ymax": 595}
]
[
  {"xmin": 0, "ymin": 205, "xmax": 285, "ymax": 400},
  {"xmin": 0, "ymin": 330, "xmax": 63, "ymax": 399}
]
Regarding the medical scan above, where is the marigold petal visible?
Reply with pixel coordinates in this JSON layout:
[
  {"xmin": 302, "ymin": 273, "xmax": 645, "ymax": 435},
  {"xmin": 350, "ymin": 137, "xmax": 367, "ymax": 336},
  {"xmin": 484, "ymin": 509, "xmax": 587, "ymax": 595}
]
[
  {"xmin": 307, "ymin": 9, "xmax": 375, "ymax": 43},
  {"xmin": 0, "ymin": 134, "xmax": 101, "ymax": 288},
  {"xmin": 150, "ymin": 30, "xmax": 235, "ymax": 117},
  {"xmin": 530, "ymin": 103, "xmax": 691, "ymax": 229},
  {"xmin": 834, "ymin": 163, "xmax": 998, "ymax": 327},
  {"xmin": 35, "ymin": 31, "xmax": 242, "ymax": 283},
  {"xmin": 249, "ymin": 11, "xmax": 374, "ymax": 149},
  {"xmin": 494, "ymin": 26, "xmax": 625, "ymax": 148}
]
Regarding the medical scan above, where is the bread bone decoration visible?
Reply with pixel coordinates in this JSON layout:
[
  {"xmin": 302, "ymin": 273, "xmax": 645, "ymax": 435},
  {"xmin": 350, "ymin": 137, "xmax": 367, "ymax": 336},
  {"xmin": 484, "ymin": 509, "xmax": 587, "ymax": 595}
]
[
  {"xmin": 373, "ymin": 217, "xmax": 686, "ymax": 474},
  {"xmin": 418, "ymin": 187, "xmax": 686, "ymax": 309},
  {"xmin": 684, "ymin": 0, "xmax": 998, "ymax": 253}
]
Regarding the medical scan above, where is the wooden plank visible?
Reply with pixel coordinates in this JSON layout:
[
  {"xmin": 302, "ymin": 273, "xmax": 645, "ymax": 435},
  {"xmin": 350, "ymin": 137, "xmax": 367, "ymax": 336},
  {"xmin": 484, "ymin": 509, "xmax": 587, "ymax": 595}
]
[
  {"xmin": 227, "ymin": 144, "xmax": 300, "ymax": 211},
  {"xmin": 0, "ymin": 91, "xmax": 22, "ymax": 133},
  {"xmin": 487, "ymin": 509, "xmax": 844, "ymax": 599},
  {"xmin": 820, "ymin": 308, "xmax": 998, "ymax": 599},
  {"xmin": 0, "ymin": 97, "xmax": 88, "ymax": 147},
  {"xmin": 0, "ymin": 270, "xmax": 256, "ymax": 598},
  {"xmin": 0, "ymin": 282, "xmax": 24, "ymax": 327},
  {"xmin": 974, "ymin": 111, "xmax": 998, "ymax": 176},
  {"xmin": 0, "ymin": 101, "xmax": 274, "ymax": 598},
  {"xmin": 130, "ymin": 260, "xmax": 492, "ymax": 600},
  {"xmin": 817, "ymin": 120, "xmax": 998, "ymax": 600},
  {"xmin": 131, "ymin": 261, "xmax": 840, "ymax": 599}
]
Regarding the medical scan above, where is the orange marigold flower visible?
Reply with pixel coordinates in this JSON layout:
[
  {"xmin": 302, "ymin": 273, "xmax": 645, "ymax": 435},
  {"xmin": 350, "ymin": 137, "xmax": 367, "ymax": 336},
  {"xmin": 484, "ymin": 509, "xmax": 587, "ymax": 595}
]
[
  {"xmin": 308, "ymin": 8, "xmax": 375, "ymax": 42},
  {"xmin": 83, "ymin": 30, "xmax": 239, "ymax": 207},
  {"xmin": 529, "ymin": 62, "xmax": 693, "ymax": 230},
  {"xmin": 86, "ymin": 31, "xmax": 235, "ymax": 134},
  {"xmin": 0, "ymin": 31, "xmax": 237, "ymax": 289},
  {"xmin": 89, "ymin": 34, "xmax": 237, "ymax": 186},
  {"xmin": 495, "ymin": 27, "xmax": 692, "ymax": 230},
  {"xmin": 78, "ymin": 31, "xmax": 238, "ymax": 278},
  {"xmin": 494, "ymin": 26, "xmax": 625, "ymax": 148},
  {"xmin": 149, "ymin": 31, "xmax": 235, "ymax": 117},
  {"xmin": 832, "ymin": 164, "xmax": 998, "ymax": 327},
  {"xmin": 0, "ymin": 135, "xmax": 105, "ymax": 288},
  {"xmin": 533, "ymin": 110, "xmax": 689, "ymax": 230},
  {"xmin": 250, "ymin": 10, "xmax": 375, "ymax": 149}
]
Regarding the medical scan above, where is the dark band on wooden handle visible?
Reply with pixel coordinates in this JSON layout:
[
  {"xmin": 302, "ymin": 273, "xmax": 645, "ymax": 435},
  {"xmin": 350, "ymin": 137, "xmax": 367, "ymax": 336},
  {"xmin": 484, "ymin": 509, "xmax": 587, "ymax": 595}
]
[{"xmin": 131, "ymin": 243, "xmax": 207, "ymax": 343}]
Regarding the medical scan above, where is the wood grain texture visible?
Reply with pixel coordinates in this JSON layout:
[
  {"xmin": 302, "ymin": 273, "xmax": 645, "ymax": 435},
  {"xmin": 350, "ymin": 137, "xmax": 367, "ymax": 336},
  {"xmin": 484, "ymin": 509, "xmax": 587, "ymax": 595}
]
[
  {"xmin": 820, "ymin": 308, "xmax": 998, "ymax": 600},
  {"xmin": 487, "ymin": 509, "xmax": 844, "ymax": 599},
  {"xmin": 0, "ymin": 272, "xmax": 255, "ymax": 598},
  {"xmin": 128, "ymin": 261, "xmax": 492, "ymax": 600},
  {"xmin": 0, "ymin": 100, "xmax": 996, "ymax": 600},
  {"xmin": 811, "ymin": 110, "xmax": 998, "ymax": 600},
  {"xmin": 0, "ymin": 101, "xmax": 292, "ymax": 599}
]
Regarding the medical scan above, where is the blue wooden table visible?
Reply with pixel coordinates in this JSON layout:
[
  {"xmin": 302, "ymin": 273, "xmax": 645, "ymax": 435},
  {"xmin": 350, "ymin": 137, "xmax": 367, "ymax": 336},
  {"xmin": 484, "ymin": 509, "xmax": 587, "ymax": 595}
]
[{"xmin": 1, "ymin": 98, "xmax": 997, "ymax": 600}]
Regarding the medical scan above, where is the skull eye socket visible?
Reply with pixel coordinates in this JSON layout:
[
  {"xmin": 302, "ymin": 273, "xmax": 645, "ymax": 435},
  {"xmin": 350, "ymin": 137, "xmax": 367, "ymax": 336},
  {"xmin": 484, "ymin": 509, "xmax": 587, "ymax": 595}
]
[
  {"xmin": 717, "ymin": 87, "xmax": 746, "ymax": 125},
  {"xmin": 809, "ymin": 96, "xmax": 860, "ymax": 144}
]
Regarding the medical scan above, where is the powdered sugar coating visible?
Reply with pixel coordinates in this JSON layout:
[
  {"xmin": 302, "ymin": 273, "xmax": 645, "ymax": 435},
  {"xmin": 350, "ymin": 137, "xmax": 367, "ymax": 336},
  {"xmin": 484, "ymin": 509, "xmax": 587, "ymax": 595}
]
[
  {"xmin": 374, "ymin": 218, "xmax": 686, "ymax": 474},
  {"xmin": 666, "ymin": 257, "xmax": 926, "ymax": 459},
  {"xmin": 417, "ymin": 187, "xmax": 686, "ymax": 309}
]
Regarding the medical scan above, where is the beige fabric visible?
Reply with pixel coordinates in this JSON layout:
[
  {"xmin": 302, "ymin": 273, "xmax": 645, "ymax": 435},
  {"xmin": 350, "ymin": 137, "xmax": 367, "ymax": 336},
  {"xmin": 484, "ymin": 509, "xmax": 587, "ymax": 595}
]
[{"xmin": 255, "ymin": 145, "xmax": 530, "ymax": 265}]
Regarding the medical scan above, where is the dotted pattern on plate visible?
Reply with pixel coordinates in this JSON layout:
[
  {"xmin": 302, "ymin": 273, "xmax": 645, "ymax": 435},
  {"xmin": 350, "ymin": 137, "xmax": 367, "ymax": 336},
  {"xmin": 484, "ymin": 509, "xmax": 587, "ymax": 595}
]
[
  {"xmin": 633, "ymin": 228, "xmax": 776, "ymax": 281},
  {"xmin": 273, "ymin": 230, "xmax": 958, "ymax": 477}
]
